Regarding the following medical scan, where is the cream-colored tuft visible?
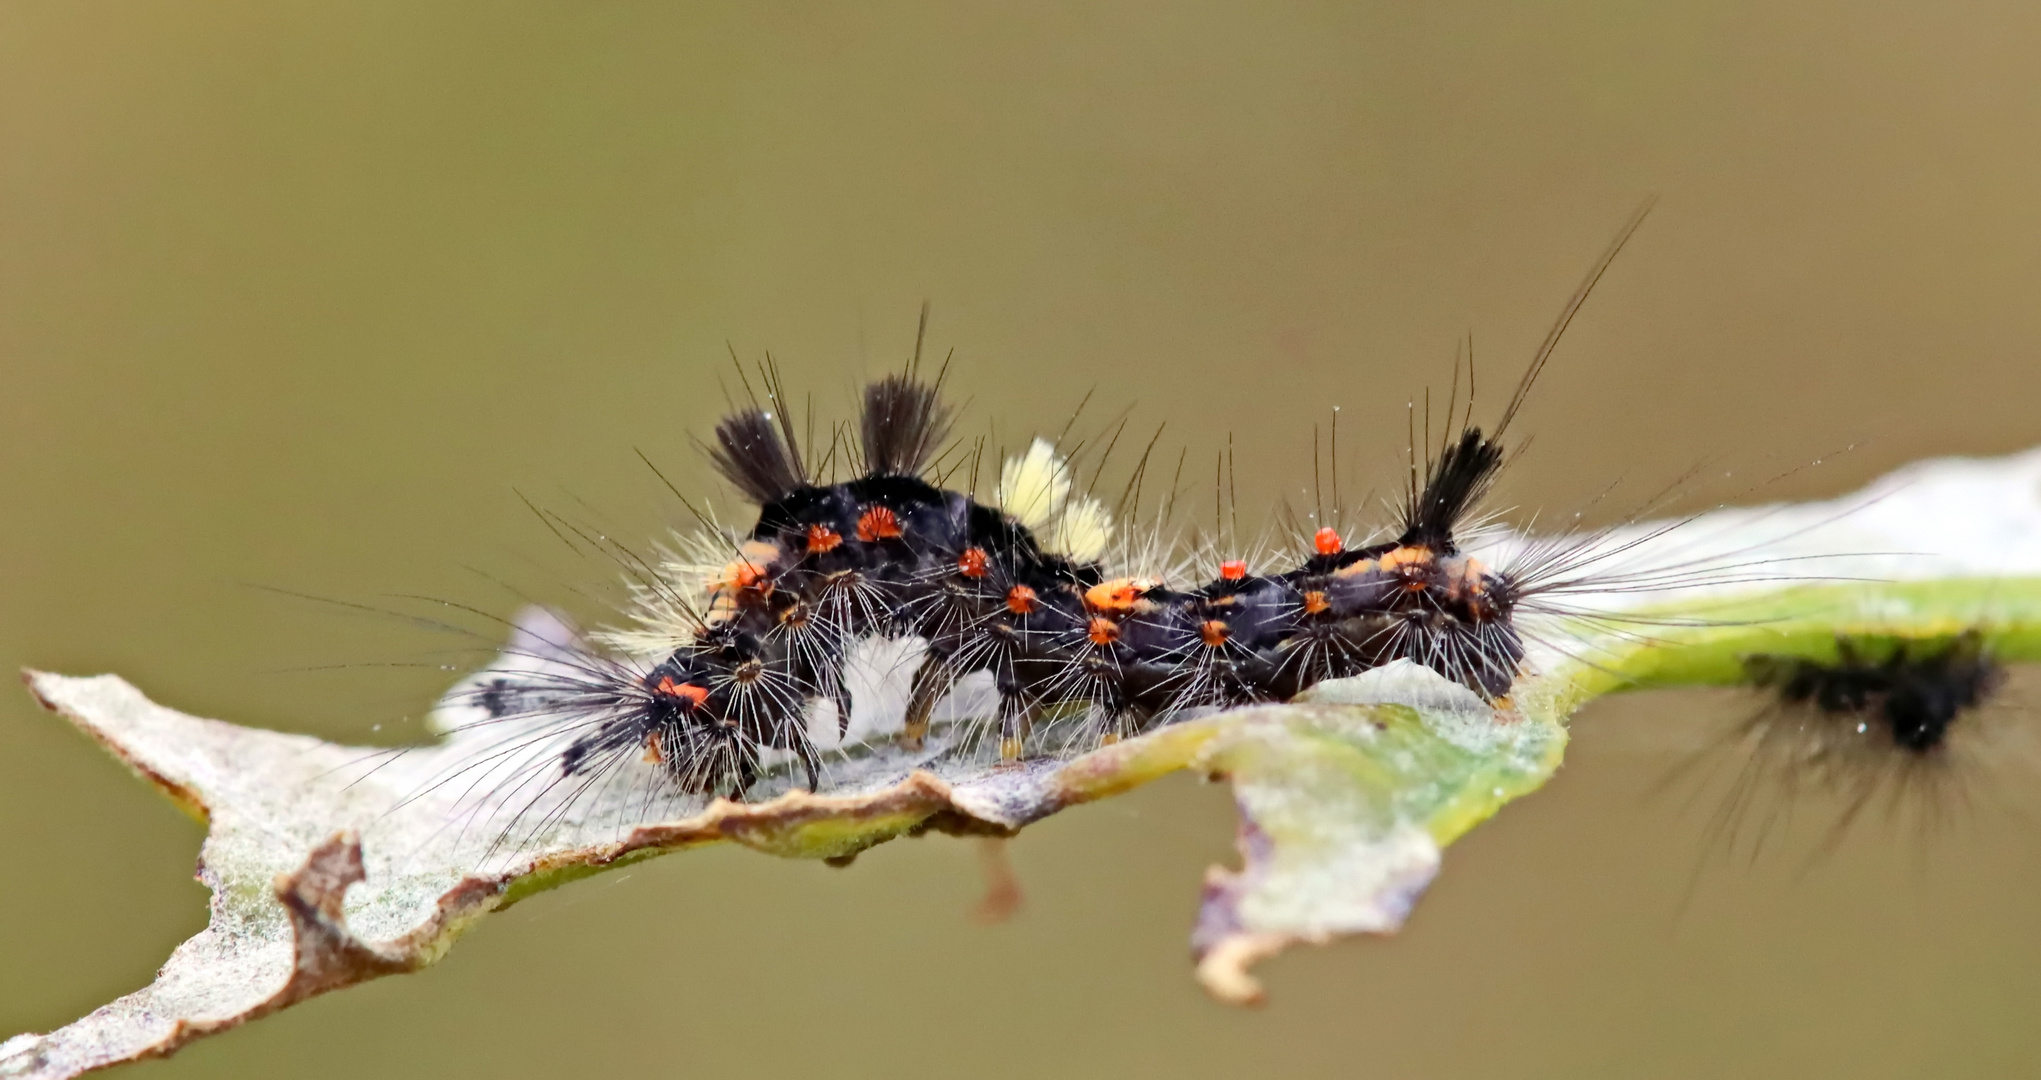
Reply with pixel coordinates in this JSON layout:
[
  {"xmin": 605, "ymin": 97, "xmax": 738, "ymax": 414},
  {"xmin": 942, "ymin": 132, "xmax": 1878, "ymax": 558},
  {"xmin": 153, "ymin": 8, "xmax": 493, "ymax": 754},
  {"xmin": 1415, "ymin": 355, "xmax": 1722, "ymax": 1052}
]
[
  {"xmin": 589, "ymin": 528, "xmax": 731, "ymax": 658},
  {"xmin": 1048, "ymin": 492, "xmax": 1114, "ymax": 562},
  {"xmin": 996, "ymin": 438, "xmax": 1071, "ymax": 533},
  {"xmin": 995, "ymin": 438, "xmax": 1115, "ymax": 560}
]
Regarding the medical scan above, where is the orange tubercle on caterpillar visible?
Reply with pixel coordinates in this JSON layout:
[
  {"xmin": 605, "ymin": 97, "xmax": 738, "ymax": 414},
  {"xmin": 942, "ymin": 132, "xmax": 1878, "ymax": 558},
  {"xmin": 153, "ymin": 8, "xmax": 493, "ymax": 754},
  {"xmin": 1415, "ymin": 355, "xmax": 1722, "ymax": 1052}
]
[
  {"xmin": 805, "ymin": 523, "xmax": 843, "ymax": 553},
  {"xmin": 855, "ymin": 505, "xmax": 903, "ymax": 542},
  {"xmin": 957, "ymin": 546, "xmax": 991, "ymax": 578},
  {"xmin": 1084, "ymin": 577, "xmax": 1155, "ymax": 614},
  {"xmin": 1088, "ymin": 616, "xmax": 1122, "ymax": 646},
  {"xmin": 1314, "ymin": 527, "xmax": 1343, "ymax": 556},
  {"xmin": 1302, "ymin": 589, "xmax": 1330, "ymax": 615},
  {"xmin": 1219, "ymin": 560, "xmax": 1248, "ymax": 581},
  {"xmin": 1376, "ymin": 545, "xmax": 1434, "ymax": 572},
  {"xmin": 1005, "ymin": 584, "xmax": 1039, "ymax": 615},
  {"xmin": 1200, "ymin": 619, "xmax": 1230, "ymax": 647},
  {"xmin": 709, "ymin": 542, "xmax": 780, "ymax": 602},
  {"xmin": 1375, "ymin": 544, "xmax": 1437, "ymax": 591},
  {"xmin": 656, "ymin": 676, "xmax": 711, "ymax": 707}
]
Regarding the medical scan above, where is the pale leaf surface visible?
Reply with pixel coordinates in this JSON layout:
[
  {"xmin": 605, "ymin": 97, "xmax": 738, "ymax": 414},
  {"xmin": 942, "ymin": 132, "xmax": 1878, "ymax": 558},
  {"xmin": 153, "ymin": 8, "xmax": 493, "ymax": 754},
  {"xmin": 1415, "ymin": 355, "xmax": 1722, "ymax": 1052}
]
[{"xmin": 9, "ymin": 447, "xmax": 2041, "ymax": 1078}]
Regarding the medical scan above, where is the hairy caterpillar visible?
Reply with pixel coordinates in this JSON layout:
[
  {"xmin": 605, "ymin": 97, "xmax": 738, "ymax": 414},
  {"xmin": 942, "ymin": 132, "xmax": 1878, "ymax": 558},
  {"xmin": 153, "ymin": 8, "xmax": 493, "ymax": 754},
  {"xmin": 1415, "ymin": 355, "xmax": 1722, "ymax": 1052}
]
[
  {"xmin": 1744, "ymin": 631, "xmax": 2002, "ymax": 757},
  {"xmin": 1693, "ymin": 631, "xmax": 2012, "ymax": 852},
  {"xmin": 420, "ymin": 205, "xmax": 1672, "ymax": 834}
]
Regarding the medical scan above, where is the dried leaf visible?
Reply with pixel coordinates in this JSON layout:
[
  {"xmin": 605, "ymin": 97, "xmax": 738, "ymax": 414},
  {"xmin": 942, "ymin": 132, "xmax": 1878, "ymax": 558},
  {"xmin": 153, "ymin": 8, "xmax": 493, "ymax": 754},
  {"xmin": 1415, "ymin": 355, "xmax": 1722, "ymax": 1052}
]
[{"xmin": 10, "ymin": 447, "xmax": 2041, "ymax": 1078}]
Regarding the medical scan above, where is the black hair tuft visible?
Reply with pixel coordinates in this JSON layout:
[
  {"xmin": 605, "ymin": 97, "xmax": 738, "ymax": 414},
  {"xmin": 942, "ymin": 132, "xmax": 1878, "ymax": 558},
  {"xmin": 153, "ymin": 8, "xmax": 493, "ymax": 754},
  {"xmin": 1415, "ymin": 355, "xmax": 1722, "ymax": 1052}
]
[
  {"xmin": 1399, "ymin": 427, "xmax": 1505, "ymax": 551},
  {"xmin": 859, "ymin": 374, "xmax": 953, "ymax": 479},
  {"xmin": 709, "ymin": 408, "xmax": 807, "ymax": 505}
]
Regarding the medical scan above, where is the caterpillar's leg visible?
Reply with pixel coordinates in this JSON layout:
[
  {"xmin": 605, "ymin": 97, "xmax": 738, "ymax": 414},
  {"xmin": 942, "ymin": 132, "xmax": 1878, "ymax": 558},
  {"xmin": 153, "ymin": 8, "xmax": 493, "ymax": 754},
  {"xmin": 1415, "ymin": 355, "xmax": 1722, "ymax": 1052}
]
[
  {"xmin": 831, "ymin": 680, "xmax": 855, "ymax": 739},
  {"xmin": 793, "ymin": 733, "xmax": 823, "ymax": 793},
  {"xmin": 1098, "ymin": 705, "xmax": 1146, "ymax": 746},
  {"xmin": 786, "ymin": 640, "xmax": 850, "ymax": 738},
  {"xmin": 725, "ymin": 752, "xmax": 760, "ymax": 802},
  {"xmin": 995, "ymin": 686, "xmax": 1037, "ymax": 763},
  {"xmin": 901, "ymin": 651, "xmax": 959, "ymax": 750},
  {"xmin": 1074, "ymin": 655, "xmax": 1134, "ymax": 746}
]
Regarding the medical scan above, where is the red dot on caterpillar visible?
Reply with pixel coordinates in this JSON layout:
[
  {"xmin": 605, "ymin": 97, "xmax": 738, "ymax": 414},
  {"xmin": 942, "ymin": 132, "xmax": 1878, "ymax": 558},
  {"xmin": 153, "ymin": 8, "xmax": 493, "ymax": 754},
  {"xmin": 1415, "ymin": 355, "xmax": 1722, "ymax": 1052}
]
[
  {"xmin": 1314, "ymin": 527, "xmax": 1343, "ymax": 556},
  {"xmin": 805, "ymin": 523, "xmax": 843, "ymax": 553},
  {"xmin": 1219, "ymin": 559, "xmax": 1248, "ymax": 581},
  {"xmin": 1005, "ymin": 584, "xmax": 1039, "ymax": 615},
  {"xmin": 1088, "ymin": 616, "xmax": 1121, "ymax": 646},
  {"xmin": 855, "ymin": 506, "xmax": 903, "ymax": 542},
  {"xmin": 957, "ymin": 546, "xmax": 990, "ymax": 578}
]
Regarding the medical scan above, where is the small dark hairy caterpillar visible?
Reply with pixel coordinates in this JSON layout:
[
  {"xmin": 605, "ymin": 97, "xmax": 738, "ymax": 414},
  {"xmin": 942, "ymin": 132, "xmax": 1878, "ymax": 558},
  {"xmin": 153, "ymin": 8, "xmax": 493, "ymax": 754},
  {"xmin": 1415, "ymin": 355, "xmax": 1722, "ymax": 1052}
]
[
  {"xmin": 432, "ymin": 205, "xmax": 1662, "ymax": 810},
  {"xmin": 1681, "ymin": 630, "xmax": 2012, "ymax": 860},
  {"xmin": 1742, "ymin": 631, "xmax": 2002, "ymax": 757}
]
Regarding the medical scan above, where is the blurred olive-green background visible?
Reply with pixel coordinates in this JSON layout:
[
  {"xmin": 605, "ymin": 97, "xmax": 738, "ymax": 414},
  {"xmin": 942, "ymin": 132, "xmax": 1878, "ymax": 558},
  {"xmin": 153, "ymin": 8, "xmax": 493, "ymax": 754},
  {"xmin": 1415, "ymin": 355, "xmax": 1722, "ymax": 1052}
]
[{"xmin": 5, "ymin": 2, "xmax": 2040, "ymax": 1076}]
